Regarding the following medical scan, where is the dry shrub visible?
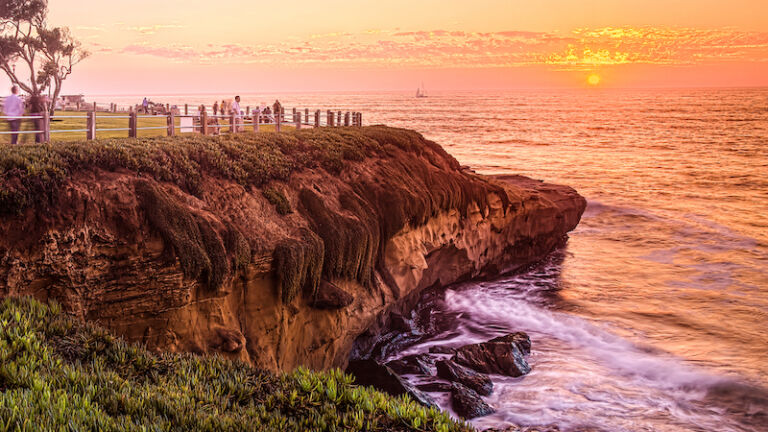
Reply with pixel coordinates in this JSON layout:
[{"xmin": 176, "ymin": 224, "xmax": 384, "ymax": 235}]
[
  {"xmin": 226, "ymin": 227, "xmax": 252, "ymax": 272},
  {"xmin": 134, "ymin": 179, "xmax": 229, "ymax": 291},
  {"xmin": 272, "ymin": 228, "xmax": 324, "ymax": 303},
  {"xmin": 299, "ymin": 189, "xmax": 375, "ymax": 287},
  {"xmin": 262, "ymin": 187, "xmax": 292, "ymax": 215}
]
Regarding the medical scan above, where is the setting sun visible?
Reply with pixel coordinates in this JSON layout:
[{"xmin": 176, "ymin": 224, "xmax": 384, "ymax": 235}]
[{"xmin": 587, "ymin": 74, "xmax": 601, "ymax": 86}]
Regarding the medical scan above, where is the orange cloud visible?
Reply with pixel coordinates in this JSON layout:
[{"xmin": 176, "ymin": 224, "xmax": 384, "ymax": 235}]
[{"xmin": 98, "ymin": 26, "xmax": 768, "ymax": 70}]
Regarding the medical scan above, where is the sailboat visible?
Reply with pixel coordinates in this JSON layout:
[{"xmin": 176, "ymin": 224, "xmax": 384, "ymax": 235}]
[{"xmin": 415, "ymin": 82, "xmax": 428, "ymax": 98}]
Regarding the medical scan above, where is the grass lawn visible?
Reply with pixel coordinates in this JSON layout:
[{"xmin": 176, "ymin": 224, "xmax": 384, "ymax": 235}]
[{"xmin": 0, "ymin": 111, "xmax": 285, "ymax": 143}]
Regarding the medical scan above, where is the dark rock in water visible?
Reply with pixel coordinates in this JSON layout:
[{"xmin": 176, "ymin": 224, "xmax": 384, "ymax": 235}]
[
  {"xmin": 386, "ymin": 354, "xmax": 433, "ymax": 375},
  {"xmin": 388, "ymin": 312, "xmax": 412, "ymax": 333},
  {"xmin": 311, "ymin": 280, "xmax": 354, "ymax": 309},
  {"xmin": 417, "ymin": 380, "xmax": 453, "ymax": 393},
  {"xmin": 346, "ymin": 359, "xmax": 436, "ymax": 407},
  {"xmin": 428, "ymin": 345, "xmax": 457, "ymax": 355},
  {"xmin": 495, "ymin": 332, "xmax": 531, "ymax": 355},
  {"xmin": 436, "ymin": 359, "xmax": 493, "ymax": 396},
  {"xmin": 453, "ymin": 332, "xmax": 531, "ymax": 377},
  {"xmin": 450, "ymin": 383, "xmax": 495, "ymax": 419}
]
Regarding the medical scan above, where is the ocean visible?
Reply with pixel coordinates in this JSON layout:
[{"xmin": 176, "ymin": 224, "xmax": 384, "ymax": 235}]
[{"xmin": 94, "ymin": 89, "xmax": 768, "ymax": 431}]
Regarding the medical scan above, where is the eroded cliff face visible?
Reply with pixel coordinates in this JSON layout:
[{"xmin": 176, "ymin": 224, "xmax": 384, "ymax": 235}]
[{"xmin": 0, "ymin": 127, "xmax": 585, "ymax": 371}]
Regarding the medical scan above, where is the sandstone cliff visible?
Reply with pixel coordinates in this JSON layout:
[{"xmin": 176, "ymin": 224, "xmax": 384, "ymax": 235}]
[{"xmin": 0, "ymin": 127, "xmax": 585, "ymax": 371}]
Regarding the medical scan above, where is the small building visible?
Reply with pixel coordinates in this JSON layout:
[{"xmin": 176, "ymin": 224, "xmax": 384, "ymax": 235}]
[{"xmin": 59, "ymin": 94, "xmax": 85, "ymax": 110}]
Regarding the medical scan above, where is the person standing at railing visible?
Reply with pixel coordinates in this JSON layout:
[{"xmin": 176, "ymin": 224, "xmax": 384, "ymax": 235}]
[
  {"xmin": 213, "ymin": 101, "xmax": 219, "ymax": 116},
  {"xmin": 273, "ymin": 100, "xmax": 282, "ymax": 122},
  {"xmin": 231, "ymin": 96, "xmax": 242, "ymax": 132},
  {"xmin": 27, "ymin": 93, "xmax": 45, "ymax": 143},
  {"xmin": 3, "ymin": 86, "xmax": 24, "ymax": 144},
  {"xmin": 142, "ymin": 97, "xmax": 149, "ymax": 114}
]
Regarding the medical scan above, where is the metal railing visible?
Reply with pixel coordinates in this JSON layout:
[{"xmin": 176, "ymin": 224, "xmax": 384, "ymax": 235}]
[{"xmin": 0, "ymin": 108, "xmax": 363, "ymax": 143}]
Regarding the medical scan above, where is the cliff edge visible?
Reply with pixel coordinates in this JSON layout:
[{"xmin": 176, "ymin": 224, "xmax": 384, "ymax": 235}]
[{"xmin": 0, "ymin": 126, "xmax": 586, "ymax": 371}]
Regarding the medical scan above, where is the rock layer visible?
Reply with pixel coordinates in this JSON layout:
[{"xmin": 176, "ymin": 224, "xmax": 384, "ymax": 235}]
[{"xmin": 0, "ymin": 127, "xmax": 586, "ymax": 371}]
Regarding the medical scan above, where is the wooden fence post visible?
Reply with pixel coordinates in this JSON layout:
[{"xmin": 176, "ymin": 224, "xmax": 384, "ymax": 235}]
[
  {"xmin": 184, "ymin": 104, "xmax": 188, "ymax": 115},
  {"xmin": 230, "ymin": 112, "xmax": 237, "ymax": 133},
  {"xmin": 201, "ymin": 111, "xmax": 208, "ymax": 135},
  {"xmin": 292, "ymin": 108, "xmax": 296, "ymax": 122},
  {"xmin": 315, "ymin": 110, "xmax": 320, "ymax": 128},
  {"xmin": 344, "ymin": 112, "xmax": 350, "ymax": 127},
  {"xmin": 86, "ymin": 111, "xmax": 96, "ymax": 140},
  {"xmin": 275, "ymin": 111, "xmax": 282, "ymax": 132},
  {"xmin": 295, "ymin": 111, "xmax": 302, "ymax": 130},
  {"xmin": 167, "ymin": 112, "xmax": 175, "ymax": 136},
  {"xmin": 304, "ymin": 108, "xmax": 309, "ymax": 124},
  {"xmin": 166, "ymin": 103, "xmax": 170, "ymax": 113},
  {"xmin": 254, "ymin": 108, "xmax": 260, "ymax": 132},
  {"xmin": 337, "ymin": 111, "xmax": 342, "ymax": 127},
  {"xmin": 358, "ymin": 112, "xmax": 362, "ymax": 126},
  {"xmin": 129, "ymin": 110, "xmax": 137, "ymax": 138},
  {"xmin": 42, "ymin": 110, "xmax": 50, "ymax": 142},
  {"xmin": 92, "ymin": 101, "xmax": 97, "ymax": 112},
  {"xmin": 327, "ymin": 110, "xmax": 334, "ymax": 127}
]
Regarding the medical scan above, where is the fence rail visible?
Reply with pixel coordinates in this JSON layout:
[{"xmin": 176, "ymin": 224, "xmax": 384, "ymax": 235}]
[{"xmin": 0, "ymin": 106, "xmax": 364, "ymax": 143}]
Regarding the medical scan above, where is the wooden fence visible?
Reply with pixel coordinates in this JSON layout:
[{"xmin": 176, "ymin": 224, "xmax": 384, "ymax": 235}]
[{"xmin": 0, "ymin": 106, "xmax": 363, "ymax": 143}]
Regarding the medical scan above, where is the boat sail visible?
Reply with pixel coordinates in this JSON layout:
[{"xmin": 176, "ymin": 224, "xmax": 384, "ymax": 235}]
[{"xmin": 416, "ymin": 82, "xmax": 428, "ymax": 98}]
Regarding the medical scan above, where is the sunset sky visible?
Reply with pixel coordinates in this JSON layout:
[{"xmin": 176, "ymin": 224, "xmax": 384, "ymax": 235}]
[{"xmin": 4, "ymin": 0, "xmax": 768, "ymax": 93}]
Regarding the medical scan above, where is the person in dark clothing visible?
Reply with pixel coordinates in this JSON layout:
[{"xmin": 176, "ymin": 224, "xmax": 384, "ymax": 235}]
[
  {"xmin": 27, "ymin": 94, "xmax": 46, "ymax": 143},
  {"xmin": 272, "ymin": 100, "xmax": 282, "ymax": 122}
]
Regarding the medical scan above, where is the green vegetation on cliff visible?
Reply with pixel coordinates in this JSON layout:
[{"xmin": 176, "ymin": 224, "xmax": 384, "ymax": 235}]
[
  {"xmin": 0, "ymin": 297, "xmax": 471, "ymax": 431},
  {"xmin": 0, "ymin": 127, "xmax": 510, "ymax": 307},
  {"xmin": 0, "ymin": 126, "xmax": 433, "ymax": 216}
]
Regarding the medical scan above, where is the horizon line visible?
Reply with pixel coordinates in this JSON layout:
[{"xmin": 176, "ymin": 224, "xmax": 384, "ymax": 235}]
[{"xmin": 76, "ymin": 85, "xmax": 768, "ymax": 98}]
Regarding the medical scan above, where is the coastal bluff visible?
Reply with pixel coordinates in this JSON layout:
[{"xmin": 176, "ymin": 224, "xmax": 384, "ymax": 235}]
[{"xmin": 0, "ymin": 126, "xmax": 585, "ymax": 372}]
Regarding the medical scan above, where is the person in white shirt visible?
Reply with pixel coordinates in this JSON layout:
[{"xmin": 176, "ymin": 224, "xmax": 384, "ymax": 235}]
[
  {"xmin": 231, "ymin": 95, "xmax": 242, "ymax": 132},
  {"xmin": 3, "ymin": 86, "xmax": 24, "ymax": 144}
]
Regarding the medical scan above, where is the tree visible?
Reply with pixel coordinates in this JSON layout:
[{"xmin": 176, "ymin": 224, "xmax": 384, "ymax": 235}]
[{"xmin": 0, "ymin": 0, "xmax": 88, "ymax": 113}]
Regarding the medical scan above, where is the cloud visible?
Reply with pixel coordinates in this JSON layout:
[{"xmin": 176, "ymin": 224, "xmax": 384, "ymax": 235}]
[
  {"xmin": 125, "ymin": 24, "xmax": 185, "ymax": 35},
  {"xmin": 98, "ymin": 26, "xmax": 768, "ymax": 70},
  {"xmin": 542, "ymin": 27, "xmax": 768, "ymax": 69}
]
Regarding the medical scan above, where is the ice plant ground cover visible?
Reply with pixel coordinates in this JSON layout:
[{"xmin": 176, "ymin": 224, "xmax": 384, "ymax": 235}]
[{"xmin": 0, "ymin": 297, "xmax": 472, "ymax": 431}]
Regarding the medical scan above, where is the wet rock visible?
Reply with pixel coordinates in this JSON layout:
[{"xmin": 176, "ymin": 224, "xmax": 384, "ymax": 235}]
[
  {"xmin": 450, "ymin": 382, "xmax": 495, "ymax": 419},
  {"xmin": 386, "ymin": 354, "xmax": 433, "ymax": 375},
  {"xmin": 346, "ymin": 359, "xmax": 436, "ymax": 407},
  {"xmin": 496, "ymin": 332, "xmax": 531, "ymax": 355},
  {"xmin": 388, "ymin": 312, "xmax": 412, "ymax": 333},
  {"xmin": 428, "ymin": 345, "xmax": 456, "ymax": 355},
  {"xmin": 416, "ymin": 380, "xmax": 453, "ymax": 393},
  {"xmin": 436, "ymin": 359, "xmax": 493, "ymax": 396},
  {"xmin": 311, "ymin": 280, "xmax": 354, "ymax": 309},
  {"xmin": 453, "ymin": 332, "xmax": 531, "ymax": 377}
]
